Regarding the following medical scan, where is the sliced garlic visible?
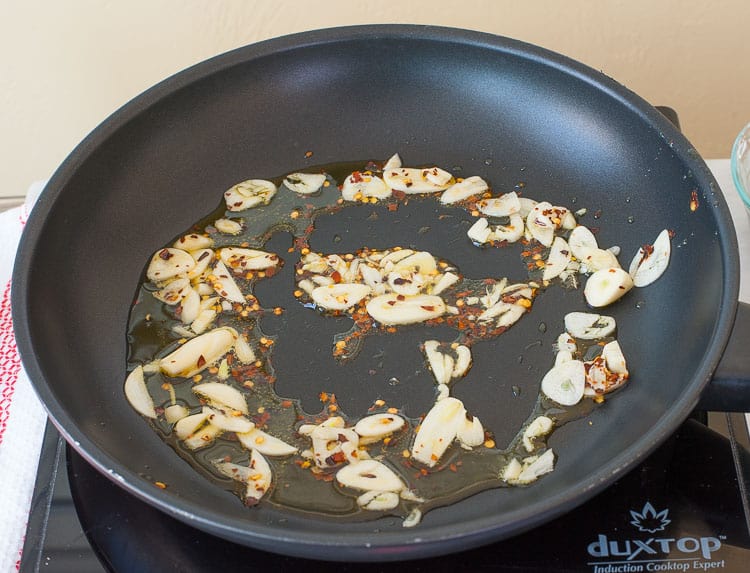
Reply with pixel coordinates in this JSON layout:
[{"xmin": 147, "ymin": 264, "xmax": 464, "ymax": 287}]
[
  {"xmin": 341, "ymin": 173, "xmax": 390, "ymax": 201},
  {"xmin": 602, "ymin": 340, "xmax": 628, "ymax": 375},
  {"xmin": 564, "ymin": 312, "xmax": 616, "ymax": 339},
  {"xmin": 542, "ymin": 236, "xmax": 572, "ymax": 281},
  {"xmin": 491, "ymin": 213, "xmax": 525, "ymax": 243},
  {"xmin": 210, "ymin": 261, "xmax": 246, "ymax": 303},
  {"xmin": 515, "ymin": 449, "xmax": 555, "ymax": 484},
  {"xmin": 283, "ymin": 172, "xmax": 327, "ymax": 195},
  {"xmin": 584, "ymin": 267, "xmax": 634, "ymax": 307},
  {"xmin": 174, "ymin": 412, "xmax": 209, "ymax": 440},
  {"xmin": 522, "ymin": 416, "xmax": 554, "ymax": 452},
  {"xmin": 357, "ymin": 490, "xmax": 400, "ymax": 511},
  {"xmin": 555, "ymin": 332, "xmax": 577, "ymax": 354},
  {"xmin": 577, "ymin": 247, "xmax": 621, "ymax": 274},
  {"xmin": 219, "ymin": 247, "xmax": 279, "ymax": 272},
  {"xmin": 160, "ymin": 327, "xmax": 237, "ymax": 378},
  {"xmin": 191, "ymin": 309, "xmax": 217, "ymax": 334},
  {"xmin": 526, "ymin": 202, "xmax": 555, "ymax": 247},
  {"xmin": 202, "ymin": 406, "xmax": 255, "ymax": 433},
  {"xmin": 478, "ymin": 192, "xmax": 521, "ymax": 217},
  {"xmin": 214, "ymin": 218, "xmax": 243, "ymax": 235},
  {"xmin": 354, "ymin": 413, "xmax": 406, "ymax": 443},
  {"xmin": 233, "ymin": 334, "xmax": 256, "ymax": 364},
  {"xmin": 224, "ymin": 179, "xmax": 277, "ymax": 211},
  {"xmin": 411, "ymin": 397, "xmax": 465, "ymax": 467},
  {"xmin": 180, "ymin": 288, "xmax": 201, "ymax": 324},
  {"xmin": 213, "ymin": 459, "xmax": 253, "ymax": 482},
  {"xmin": 383, "ymin": 167, "xmax": 453, "ymax": 193},
  {"xmin": 187, "ymin": 249, "xmax": 215, "ymax": 280},
  {"xmin": 518, "ymin": 197, "xmax": 538, "ymax": 218},
  {"xmin": 568, "ymin": 225, "xmax": 599, "ymax": 259},
  {"xmin": 467, "ymin": 217, "xmax": 492, "ymax": 244},
  {"xmin": 541, "ymin": 359, "xmax": 586, "ymax": 405},
  {"xmin": 237, "ymin": 428, "xmax": 298, "ymax": 456},
  {"xmin": 192, "ymin": 380, "xmax": 249, "ymax": 415},
  {"xmin": 387, "ymin": 270, "xmax": 425, "ymax": 296},
  {"xmin": 456, "ymin": 413, "xmax": 484, "ymax": 448},
  {"xmin": 147, "ymin": 248, "xmax": 196, "ymax": 283},
  {"xmin": 183, "ymin": 422, "xmax": 222, "ymax": 450},
  {"xmin": 246, "ymin": 450, "xmax": 273, "ymax": 502},
  {"xmin": 311, "ymin": 283, "xmax": 371, "ymax": 311},
  {"xmin": 431, "ymin": 271, "xmax": 459, "ymax": 295},
  {"xmin": 392, "ymin": 251, "xmax": 437, "ymax": 274},
  {"xmin": 124, "ymin": 365, "xmax": 156, "ymax": 418},
  {"xmin": 452, "ymin": 345, "xmax": 472, "ymax": 378},
  {"xmin": 502, "ymin": 458, "xmax": 523, "ymax": 482},
  {"xmin": 366, "ymin": 294, "xmax": 445, "ymax": 325},
  {"xmin": 423, "ymin": 340, "xmax": 454, "ymax": 385},
  {"xmin": 359, "ymin": 264, "xmax": 386, "ymax": 294},
  {"xmin": 173, "ymin": 233, "xmax": 213, "ymax": 252},
  {"xmin": 336, "ymin": 460, "xmax": 404, "ymax": 492},
  {"xmin": 383, "ymin": 153, "xmax": 402, "ymax": 170},
  {"xmin": 164, "ymin": 404, "xmax": 189, "ymax": 424},
  {"xmin": 152, "ymin": 277, "xmax": 191, "ymax": 305},
  {"xmin": 440, "ymin": 176, "xmax": 488, "ymax": 204},
  {"xmin": 628, "ymin": 229, "xmax": 671, "ymax": 287},
  {"xmin": 310, "ymin": 426, "xmax": 359, "ymax": 468}
]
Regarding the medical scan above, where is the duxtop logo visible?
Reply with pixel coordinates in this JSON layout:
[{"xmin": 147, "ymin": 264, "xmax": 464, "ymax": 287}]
[
  {"xmin": 586, "ymin": 501, "xmax": 726, "ymax": 572},
  {"xmin": 629, "ymin": 502, "xmax": 671, "ymax": 534}
]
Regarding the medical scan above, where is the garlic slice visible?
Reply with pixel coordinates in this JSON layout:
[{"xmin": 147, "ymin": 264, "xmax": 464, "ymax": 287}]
[
  {"xmin": 526, "ymin": 202, "xmax": 555, "ymax": 247},
  {"xmin": 237, "ymin": 428, "xmax": 298, "ymax": 456},
  {"xmin": 584, "ymin": 267, "xmax": 634, "ymax": 307},
  {"xmin": 202, "ymin": 406, "xmax": 255, "ymax": 433},
  {"xmin": 366, "ymin": 294, "xmax": 445, "ymax": 325},
  {"xmin": 164, "ymin": 404, "xmax": 189, "ymax": 424},
  {"xmin": 147, "ymin": 248, "xmax": 196, "ymax": 283},
  {"xmin": 564, "ymin": 312, "xmax": 616, "ymax": 339},
  {"xmin": 456, "ymin": 413, "xmax": 484, "ymax": 448},
  {"xmin": 354, "ymin": 413, "xmax": 406, "ymax": 443},
  {"xmin": 452, "ymin": 345, "xmax": 472, "ymax": 378},
  {"xmin": 467, "ymin": 217, "xmax": 492, "ymax": 244},
  {"xmin": 160, "ymin": 327, "xmax": 238, "ymax": 378},
  {"xmin": 541, "ymin": 359, "xmax": 586, "ymax": 405},
  {"xmin": 152, "ymin": 277, "xmax": 191, "ymax": 305},
  {"xmin": 411, "ymin": 397, "xmax": 465, "ymax": 466},
  {"xmin": 311, "ymin": 283, "xmax": 371, "ymax": 311},
  {"xmin": 431, "ymin": 271, "xmax": 459, "ymax": 295},
  {"xmin": 180, "ymin": 288, "xmax": 201, "ymax": 324},
  {"xmin": 628, "ymin": 229, "xmax": 671, "ymax": 287},
  {"xmin": 555, "ymin": 332, "xmax": 577, "ymax": 354},
  {"xmin": 233, "ymin": 334, "xmax": 256, "ymax": 364},
  {"xmin": 183, "ymin": 423, "xmax": 222, "ymax": 450},
  {"xmin": 577, "ymin": 247, "xmax": 621, "ymax": 274},
  {"xmin": 219, "ymin": 247, "xmax": 279, "ymax": 272},
  {"xmin": 341, "ymin": 173, "xmax": 390, "ymax": 201},
  {"xmin": 440, "ymin": 176, "xmax": 488, "ymax": 204},
  {"xmin": 173, "ymin": 233, "xmax": 213, "ymax": 252},
  {"xmin": 246, "ymin": 450, "xmax": 273, "ymax": 502},
  {"xmin": 192, "ymin": 381, "xmax": 249, "ymax": 415},
  {"xmin": 210, "ymin": 261, "xmax": 246, "ymax": 303},
  {"xmin": 515, "ymin": 449, "xmax": 555, "ymax": 484},
  {"xmin": 423, "ymin": 340, "xmax": 454, "ymax": 385},
  {"xmin": 174, "ymin": 412, "xmax": 210, "ymax": 440},
  {"xmin": 383, "ymin": 167, "xmax": 454, "ymax": 193},
  {"xmin": 357, "ymin": 490, "xmax": 400, "ymax": 511},
  {"xmin": 336, "ymin": 460, "xmax": 404, "ymax": 492},
  {"xmin": 522, "ymin": 416, "xmax": 554, "ymax": 452},
  {"xmin": 224, "ymin": 179, "xmax": 277, "ymax": 211},
  {"xmin": 214, "ymin": 218, "xmax": 243, "ymax": 235},
  {"xmin": 478, "ymin": 191, "xmax": 521, "ymax": 217},
  {"xmin": 568, "ymin": 225, "xmax": 599, "ymax": 260},
  {"xmin": 392, "ymin": 251, "xmax": 437, "ymax": 274},
  {"xmin": 602, "ymin": 340, "xmax": 628, "ymax": 375},
  {"xmin": 491, "ymin": 213, "xmax": 525, "ymax": 243},
  {"xmin": 383, "ymin": 153, "xmax": 402, "ymax": 170},
  {"xmin": 310, "ymin": 426, "xmax": 360, "ymax": 468},
  {"xmin": 124, "ymin": 366, "xmax": 156, "ymax": 418},
  {"xmin": 283, "ymin": 172, "xmax": 327, "ymax": 195},
  {"xmin": 187, "ymin": 249, "xmax": 215, "ymax": 280},
  {"xmin": 542, "ymin": 236, "xmax": 572, "ymax": 281}
]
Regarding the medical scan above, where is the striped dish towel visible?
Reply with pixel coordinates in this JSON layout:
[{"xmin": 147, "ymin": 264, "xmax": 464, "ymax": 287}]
[{"xmin": 0, "ymin": 183, "xmax": 48, "ymax": 573}]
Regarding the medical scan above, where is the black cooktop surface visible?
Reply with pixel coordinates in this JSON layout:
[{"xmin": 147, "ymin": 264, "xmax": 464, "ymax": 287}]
[{"xmin": 19, "ymin": 413, "xmax": 750, "ymax": 573}]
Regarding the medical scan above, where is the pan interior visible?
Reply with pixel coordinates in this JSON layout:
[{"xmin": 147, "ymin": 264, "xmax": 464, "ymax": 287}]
[{"xmin": 15, "ymin": 27, "xmax": 732, "ymax": 557}]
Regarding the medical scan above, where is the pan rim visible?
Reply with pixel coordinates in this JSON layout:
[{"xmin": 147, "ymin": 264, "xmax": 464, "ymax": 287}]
[{"xmin": 11, "ymin": 24, "xmax": 740, "ymax": 561}]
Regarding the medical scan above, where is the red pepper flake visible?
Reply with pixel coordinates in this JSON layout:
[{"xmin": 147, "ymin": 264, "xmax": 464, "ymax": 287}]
[
  {"xmin": 304, "ymin": 150, "xmax": 314, "ymax": 158},
  {"xmin": 351, "ymin": 171, "xmax": 364, "ymax": 183},
  {"xmin": 158, "ymin": 249, "xmax": 173, "ymax": 260},
  {"xmin": 331, "ymin": 270, "xmax": 342, "ymax": 283},
  {"xmin": 421, "ymin": 305, "xmax": 435, "ymax": 311},
  {"xmin": 690, "ymin": 190, "xmax": 699, "ymax": 212},
  {"xmin": 196, "ymin": 355, "xmax": 206, "ymax": 368},
  {"xmin": 154, "ymin": 481, "xmax": 167, "ymax": 489}
]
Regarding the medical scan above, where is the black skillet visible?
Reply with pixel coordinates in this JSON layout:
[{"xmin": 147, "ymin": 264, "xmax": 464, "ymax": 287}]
[{"xmin": 12, "ymin": 25, "xmax": 750, "ymax": 561}]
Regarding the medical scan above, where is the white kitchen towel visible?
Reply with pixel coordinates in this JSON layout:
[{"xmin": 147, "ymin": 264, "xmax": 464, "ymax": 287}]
[{"xmin": 0, "ymin": 184, "xmax": 47, "ymax": 573}]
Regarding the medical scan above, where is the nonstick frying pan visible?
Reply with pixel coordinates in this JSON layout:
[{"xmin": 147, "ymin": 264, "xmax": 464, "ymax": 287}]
[{"xmin": 12, "ymin": 25, "xmax": 750, "ymax": 561}]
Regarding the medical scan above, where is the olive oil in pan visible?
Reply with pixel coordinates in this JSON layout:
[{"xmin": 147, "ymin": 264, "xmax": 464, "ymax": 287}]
[{"xmin": 126, "ymin": 158, "xmax": 620, "ymax": 523}]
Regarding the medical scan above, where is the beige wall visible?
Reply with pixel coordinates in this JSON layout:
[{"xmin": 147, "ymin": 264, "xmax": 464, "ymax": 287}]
[{"xmin": 1, "ymin": 0, "xmax": 748, "ymax": 197}]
